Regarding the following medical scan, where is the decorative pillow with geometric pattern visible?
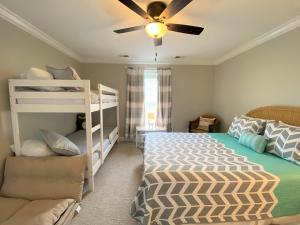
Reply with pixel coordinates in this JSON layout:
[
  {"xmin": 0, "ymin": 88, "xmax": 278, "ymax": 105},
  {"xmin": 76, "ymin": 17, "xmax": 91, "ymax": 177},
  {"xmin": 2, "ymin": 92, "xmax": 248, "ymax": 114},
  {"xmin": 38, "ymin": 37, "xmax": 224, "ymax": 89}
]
[
  {"xmin": 240, "ymin": 115, "xmax": 267, "ymax": 134},
  {"xmin": 264, "ymin": 121, "xmax": 300, "ymax": 165},
  {"xmin": 228, "ymin": 116, "xmax": 266, "ymax": 139}
]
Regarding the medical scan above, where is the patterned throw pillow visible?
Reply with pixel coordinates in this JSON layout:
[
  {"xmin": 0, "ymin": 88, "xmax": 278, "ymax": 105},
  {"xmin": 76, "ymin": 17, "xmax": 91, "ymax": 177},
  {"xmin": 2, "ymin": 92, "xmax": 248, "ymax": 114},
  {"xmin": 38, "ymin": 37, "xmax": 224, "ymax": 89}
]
[
  {"xmin": 228, "ymin": 116, "xmax": 266, "ymax": 139},
  {"xmin": 264, "ymin": 121, "xmax": 300, "ymax": 165},
  {"xmin": 239, "ymin": 131, "xmax": 268, "ymax": 153}
]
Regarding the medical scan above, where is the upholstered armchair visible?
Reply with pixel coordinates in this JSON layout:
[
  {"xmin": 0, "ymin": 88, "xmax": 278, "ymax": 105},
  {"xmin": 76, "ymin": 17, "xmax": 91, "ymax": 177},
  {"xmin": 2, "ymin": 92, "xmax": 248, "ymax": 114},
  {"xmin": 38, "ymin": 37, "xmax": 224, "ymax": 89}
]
[{"xmin": 189, "ymin": 115, "xmax": 218, "ymax": 133}]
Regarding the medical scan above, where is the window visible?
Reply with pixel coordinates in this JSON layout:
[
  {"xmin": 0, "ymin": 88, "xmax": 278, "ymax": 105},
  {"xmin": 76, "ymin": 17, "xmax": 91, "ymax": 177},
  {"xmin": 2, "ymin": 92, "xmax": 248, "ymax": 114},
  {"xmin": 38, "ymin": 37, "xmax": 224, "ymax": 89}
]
[{"xmin": 144, "ymin": 69, "xmax": 158, "ymax": 126}]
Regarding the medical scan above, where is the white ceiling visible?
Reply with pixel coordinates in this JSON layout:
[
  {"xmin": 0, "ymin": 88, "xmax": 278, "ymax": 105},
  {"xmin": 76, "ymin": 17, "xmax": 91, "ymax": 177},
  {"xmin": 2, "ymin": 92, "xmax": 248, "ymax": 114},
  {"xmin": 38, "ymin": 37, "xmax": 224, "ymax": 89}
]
[{"xmin": 1, "ymin": 0, "xmax": 300, "ymax": 65}]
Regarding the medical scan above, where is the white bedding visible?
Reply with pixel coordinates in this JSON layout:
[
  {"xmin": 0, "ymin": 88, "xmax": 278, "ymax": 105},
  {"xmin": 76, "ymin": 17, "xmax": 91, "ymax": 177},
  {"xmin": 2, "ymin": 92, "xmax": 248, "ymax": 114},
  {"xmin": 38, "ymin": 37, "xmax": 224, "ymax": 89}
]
[
  {"xmin": 67, "ymin": 127, "xmax": 117, "ymax": 164},
  {"xmin": 17, "ymin": 98, "xmax": 99, "ymax": 104},
  {"xmin": 16, "ymin": 90, "xmax": 117, "ymax": 105}
]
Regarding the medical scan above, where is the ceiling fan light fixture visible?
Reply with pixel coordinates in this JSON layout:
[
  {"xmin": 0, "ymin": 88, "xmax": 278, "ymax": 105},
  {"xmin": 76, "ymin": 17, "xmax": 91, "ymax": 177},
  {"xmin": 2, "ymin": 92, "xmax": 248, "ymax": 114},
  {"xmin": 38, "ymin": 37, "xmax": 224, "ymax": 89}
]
[{"xmin": 145, "ymin": 22, "xmax": 167, "ymax": 38}]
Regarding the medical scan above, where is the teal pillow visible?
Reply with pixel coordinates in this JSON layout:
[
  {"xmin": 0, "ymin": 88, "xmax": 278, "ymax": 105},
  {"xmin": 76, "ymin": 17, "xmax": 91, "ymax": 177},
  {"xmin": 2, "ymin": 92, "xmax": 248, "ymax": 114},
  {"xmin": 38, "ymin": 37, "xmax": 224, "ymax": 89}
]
[{"xmin": 239, "ymin": 131, "xmax": 268, "ymax": 153}]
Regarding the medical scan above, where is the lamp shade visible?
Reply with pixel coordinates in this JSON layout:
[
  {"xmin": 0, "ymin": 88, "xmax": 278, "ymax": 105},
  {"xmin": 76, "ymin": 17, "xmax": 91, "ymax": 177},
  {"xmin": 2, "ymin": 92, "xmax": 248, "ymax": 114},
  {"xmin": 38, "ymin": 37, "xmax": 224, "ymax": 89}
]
[{"xmin": 145, "ymin": 22, "xmax": 167, "ymax": 38}]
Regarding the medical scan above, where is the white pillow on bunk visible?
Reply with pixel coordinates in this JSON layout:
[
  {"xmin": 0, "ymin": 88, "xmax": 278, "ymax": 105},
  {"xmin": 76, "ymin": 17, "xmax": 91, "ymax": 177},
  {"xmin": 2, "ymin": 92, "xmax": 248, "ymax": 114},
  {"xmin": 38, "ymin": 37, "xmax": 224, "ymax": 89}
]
[
  {"xmin": 24, "ymin": 67, "xmax": 64, "ymax": 91},
  {"xmin": 40, "ymin": 129, "xmax": 81, "ymax": 156},
  {"xmin": 11, "ymin": 139, "xmax": 57, "ymax": 157}
]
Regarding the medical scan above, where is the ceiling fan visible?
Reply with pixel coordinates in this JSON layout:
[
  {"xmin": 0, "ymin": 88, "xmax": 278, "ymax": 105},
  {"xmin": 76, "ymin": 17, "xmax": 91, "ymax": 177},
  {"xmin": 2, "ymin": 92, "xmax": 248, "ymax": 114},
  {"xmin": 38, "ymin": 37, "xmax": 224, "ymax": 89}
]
[{"xmin": 114, "ymin": 0, "xmax": 204, "ymax": 46}]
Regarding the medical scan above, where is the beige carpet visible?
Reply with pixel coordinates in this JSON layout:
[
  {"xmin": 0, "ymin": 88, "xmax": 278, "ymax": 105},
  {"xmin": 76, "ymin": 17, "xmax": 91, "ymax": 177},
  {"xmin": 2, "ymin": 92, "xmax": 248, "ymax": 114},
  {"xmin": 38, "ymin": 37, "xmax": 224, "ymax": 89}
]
[{"xmin": 72, "ymin": 143, "xmax": 142, "ymax": 225}]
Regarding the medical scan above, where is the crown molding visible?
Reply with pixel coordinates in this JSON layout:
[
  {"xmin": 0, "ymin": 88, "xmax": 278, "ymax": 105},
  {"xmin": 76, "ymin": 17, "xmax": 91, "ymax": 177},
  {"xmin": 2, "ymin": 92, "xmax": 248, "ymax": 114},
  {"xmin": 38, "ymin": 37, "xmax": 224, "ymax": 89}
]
[
  {"xmin": 214, "ymin": 16, "xmax": 300, "ymax": 65},
  {"xmin": 1, "ymin": 3, "xmax": 299, "ymax": 66},
  {"xmin": 0, "ymin": 4, "xmax": 83, "ymax": 62}
]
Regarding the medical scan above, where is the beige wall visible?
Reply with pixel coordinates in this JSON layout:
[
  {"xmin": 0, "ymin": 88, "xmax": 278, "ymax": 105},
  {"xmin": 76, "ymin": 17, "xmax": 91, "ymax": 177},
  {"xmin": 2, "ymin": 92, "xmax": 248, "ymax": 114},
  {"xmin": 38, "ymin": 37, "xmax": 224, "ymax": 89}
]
[
  {"xmin": 213, "ymin": 28, "xmax": 300, "ymax": 131},
  {"xmin": 81, "ymin": 63, "xmax": 127, "ymax": 135},
  {"xmin": 81, "ymin": 64, "xmax": 215, "ymax": 136},
  {"xmin": 0, "ymin": 18, "xmax": 81, "ymax": 185},
  {"xmin": 171, "ymin": 65, "xmax": 214, "ymax": 132}
]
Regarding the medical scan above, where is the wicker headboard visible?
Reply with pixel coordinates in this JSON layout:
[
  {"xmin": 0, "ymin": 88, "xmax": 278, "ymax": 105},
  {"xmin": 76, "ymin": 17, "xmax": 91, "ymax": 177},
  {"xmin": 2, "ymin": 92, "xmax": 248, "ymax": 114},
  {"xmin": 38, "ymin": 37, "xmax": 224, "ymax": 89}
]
[{"xmin": 246, "ymin": 106, "xmax": 300, "ymax": 127}]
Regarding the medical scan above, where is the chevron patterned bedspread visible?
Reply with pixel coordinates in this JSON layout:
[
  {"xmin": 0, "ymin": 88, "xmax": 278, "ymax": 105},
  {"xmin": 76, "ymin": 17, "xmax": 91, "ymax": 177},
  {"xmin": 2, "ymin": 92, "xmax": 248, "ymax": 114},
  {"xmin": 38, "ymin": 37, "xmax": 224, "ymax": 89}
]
[{"xmin": 131, "ymin": 133, "xmax": 280, "ymax": 225}]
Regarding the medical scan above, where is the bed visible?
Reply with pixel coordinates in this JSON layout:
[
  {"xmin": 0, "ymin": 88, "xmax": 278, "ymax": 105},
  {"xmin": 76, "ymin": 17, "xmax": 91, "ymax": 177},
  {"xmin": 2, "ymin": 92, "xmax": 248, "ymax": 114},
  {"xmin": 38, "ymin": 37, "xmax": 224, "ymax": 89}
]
[
  {"xmin": 9, "ymin": 79, "xmax": 120, "ymax": 192},
  {"xmin": 131, "ymin": 106, "xmax": 300, "ymax": 225}
]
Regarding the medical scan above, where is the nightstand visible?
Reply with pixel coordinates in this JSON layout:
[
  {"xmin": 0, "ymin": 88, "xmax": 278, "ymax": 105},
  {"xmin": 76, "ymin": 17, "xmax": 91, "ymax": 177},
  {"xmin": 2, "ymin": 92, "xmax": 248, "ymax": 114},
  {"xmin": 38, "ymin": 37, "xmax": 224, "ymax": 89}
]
[{"xmin": 136, "ymin": 126, "xmax": 166, "ymax": 148}]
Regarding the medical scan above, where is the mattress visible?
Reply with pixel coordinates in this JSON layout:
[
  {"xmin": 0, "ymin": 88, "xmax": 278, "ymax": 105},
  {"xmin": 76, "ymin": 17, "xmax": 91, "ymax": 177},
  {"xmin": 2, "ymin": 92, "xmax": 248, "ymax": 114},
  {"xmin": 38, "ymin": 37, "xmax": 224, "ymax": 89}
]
[
  {"xmin": 67, "ymin": 127, "xmax": 115, "ymax": 164},
  {"xmin": 16, "ymin": 90, "xmax": 117, "ymax": 105},
  {"xmin": 210, "ymin": 133, "xmax": 300, "ymax": 218},
  {"xmin": 132, "ymin": 132, "xmax": 300, "ymax": 225}
]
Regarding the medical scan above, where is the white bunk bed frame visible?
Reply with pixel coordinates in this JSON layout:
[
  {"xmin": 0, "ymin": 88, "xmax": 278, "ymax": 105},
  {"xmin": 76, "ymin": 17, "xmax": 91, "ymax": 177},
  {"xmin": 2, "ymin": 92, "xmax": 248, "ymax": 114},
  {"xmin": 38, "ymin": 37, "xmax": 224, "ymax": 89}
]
[{"xmin": 8, "ymin": 79, "xmax": 119, "ymax": 192}]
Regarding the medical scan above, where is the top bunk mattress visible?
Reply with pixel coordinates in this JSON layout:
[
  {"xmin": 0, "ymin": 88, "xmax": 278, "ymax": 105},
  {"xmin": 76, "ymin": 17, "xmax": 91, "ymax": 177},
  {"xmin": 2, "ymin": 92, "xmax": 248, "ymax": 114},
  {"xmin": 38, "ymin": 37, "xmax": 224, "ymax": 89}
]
[{"xmin": 16, "ymin": 90, "xmax": 117, "ymax": 105}]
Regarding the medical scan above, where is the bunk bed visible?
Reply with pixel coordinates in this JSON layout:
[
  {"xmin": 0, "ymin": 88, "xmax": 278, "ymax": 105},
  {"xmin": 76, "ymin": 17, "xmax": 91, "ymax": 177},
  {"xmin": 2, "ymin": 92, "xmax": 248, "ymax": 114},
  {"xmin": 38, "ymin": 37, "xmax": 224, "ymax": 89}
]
[{"xmin": 9, "ymin": 79, "xmax": 119, "ymax": 192}]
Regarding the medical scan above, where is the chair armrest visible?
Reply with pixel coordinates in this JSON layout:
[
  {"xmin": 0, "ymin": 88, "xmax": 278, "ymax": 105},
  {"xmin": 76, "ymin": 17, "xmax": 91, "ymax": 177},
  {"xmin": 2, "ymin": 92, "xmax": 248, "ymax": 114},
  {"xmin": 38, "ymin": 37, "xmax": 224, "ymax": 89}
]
[
  {"xmin": 208, "ymin": 122, "xmax": 218, "ymax": 132},
  {"xmin": 189, "ymin": 118, "xmax": 200, "ymax": 132}
]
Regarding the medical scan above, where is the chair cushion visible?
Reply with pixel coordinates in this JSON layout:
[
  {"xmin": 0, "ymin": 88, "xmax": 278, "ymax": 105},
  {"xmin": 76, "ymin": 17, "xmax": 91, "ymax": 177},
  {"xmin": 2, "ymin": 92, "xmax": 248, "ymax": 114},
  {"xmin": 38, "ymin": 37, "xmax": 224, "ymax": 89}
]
[
  {"xmin": 1, "ymin": 199, "xmax": 75, "ymax": 225},
  {"xmin": 1, "ymin": 156, "xmax": 85, "ymax": 202},
  {"xmin": 0, "ymin": 197, "xmax": 29, "ymax": 223},
  {"xmin": 198, "ymin": 117, "xmax": 216, "ymax": 130}
]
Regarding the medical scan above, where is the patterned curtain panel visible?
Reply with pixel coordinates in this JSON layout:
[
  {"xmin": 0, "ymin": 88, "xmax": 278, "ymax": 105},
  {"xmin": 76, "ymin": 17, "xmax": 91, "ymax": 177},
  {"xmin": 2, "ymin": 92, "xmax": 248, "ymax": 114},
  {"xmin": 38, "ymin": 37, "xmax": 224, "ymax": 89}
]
[
  {"xmin": 156, "ymin": 68, "xmax": 172, "ymax": 131},
  {"xmin": 125, "ymin": 68, "xmax": 145, "ymax": 141}
]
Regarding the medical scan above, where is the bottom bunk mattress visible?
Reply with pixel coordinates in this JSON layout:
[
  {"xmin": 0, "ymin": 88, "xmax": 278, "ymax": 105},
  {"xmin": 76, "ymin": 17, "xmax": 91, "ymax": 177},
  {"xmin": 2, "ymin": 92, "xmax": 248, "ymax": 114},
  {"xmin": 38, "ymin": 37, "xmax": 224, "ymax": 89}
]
[
  {"xmin": 67, "ymin": 127, "xmax": 115, "ymax": 163},
  {"xmin": 131, "ymin": 132, "xmax": 300, "ymax": 225}
]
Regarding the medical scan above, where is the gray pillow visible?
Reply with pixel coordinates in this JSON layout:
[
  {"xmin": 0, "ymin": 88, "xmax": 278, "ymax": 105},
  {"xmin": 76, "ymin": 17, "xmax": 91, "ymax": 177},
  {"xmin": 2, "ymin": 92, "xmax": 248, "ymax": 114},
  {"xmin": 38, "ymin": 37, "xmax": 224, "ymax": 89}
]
[
  {"xmin": 264, "ymin": 121, "xmax": 300, "ymax": 165},
  {"xmin": 46, "ymin": 66, "xmax": 81, "ymax": 80},
  {"xmin": 46, "ymin": 66, "xmax": 81, "ymax": 91},
  {"xmin": 40, "ymin": 129, "xmax": 81, "ymax": 156},
  {"xmin": 228, "ymin": 116, "xmax": 266, "ymax": 139}
]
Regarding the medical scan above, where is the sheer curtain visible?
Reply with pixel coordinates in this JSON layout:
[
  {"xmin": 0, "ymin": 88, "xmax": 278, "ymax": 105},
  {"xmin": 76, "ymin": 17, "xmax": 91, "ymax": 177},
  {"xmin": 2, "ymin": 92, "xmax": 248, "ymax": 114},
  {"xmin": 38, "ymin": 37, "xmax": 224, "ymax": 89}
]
[
  {"xmin": 156, "ymin": 68, "xmax": 172, "ymax": 131},
  {"xmin": 125, "ymin": 67, "xmax": 145, "ymax": 141}
]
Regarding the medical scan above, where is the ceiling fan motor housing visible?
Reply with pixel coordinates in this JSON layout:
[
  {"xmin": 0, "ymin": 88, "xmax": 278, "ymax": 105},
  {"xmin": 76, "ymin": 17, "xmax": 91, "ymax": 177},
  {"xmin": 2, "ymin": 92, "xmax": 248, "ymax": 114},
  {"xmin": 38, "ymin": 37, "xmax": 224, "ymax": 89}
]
[{"xmin": 147, "ymin": 1, "xmax": 167, "ymax": 19}]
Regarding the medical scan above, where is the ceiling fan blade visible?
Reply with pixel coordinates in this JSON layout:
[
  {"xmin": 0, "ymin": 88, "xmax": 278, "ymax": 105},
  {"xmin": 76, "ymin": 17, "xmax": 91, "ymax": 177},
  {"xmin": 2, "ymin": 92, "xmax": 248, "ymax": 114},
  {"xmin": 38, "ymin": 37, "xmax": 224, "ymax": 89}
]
[
  {"xmin": 160, "ymin": 0, "xmax": 193, "ymax": 20},
  {"xmin": 114, "ymin": 25, "xmax": 145, "ymax": 34},
  {"xmin": 154, "ymin": 38, "xmax": 162, "ymax": 46},
  {"xmin": 167, "ymin": 23, "xmax": 204, "ymax": 35},
  {"xmin": 119, "ymin": 0, "xmax": 150, "ymax": 20}
]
